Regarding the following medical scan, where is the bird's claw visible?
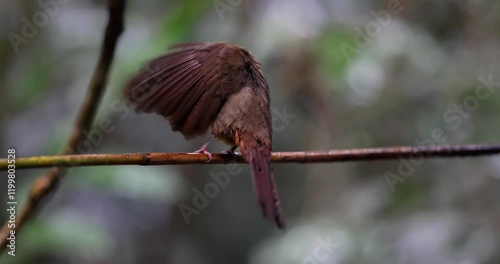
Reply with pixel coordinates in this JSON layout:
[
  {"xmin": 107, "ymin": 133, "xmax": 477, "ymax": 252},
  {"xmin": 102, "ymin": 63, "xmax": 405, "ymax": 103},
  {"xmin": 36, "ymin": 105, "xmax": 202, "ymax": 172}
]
[
  {"xmin": 222, "ymin": 146, "xmax": 238, "ymax": 160},
  {"xmin": 193, "ymin": 147, "xmax": 212, "ymax": 162}
]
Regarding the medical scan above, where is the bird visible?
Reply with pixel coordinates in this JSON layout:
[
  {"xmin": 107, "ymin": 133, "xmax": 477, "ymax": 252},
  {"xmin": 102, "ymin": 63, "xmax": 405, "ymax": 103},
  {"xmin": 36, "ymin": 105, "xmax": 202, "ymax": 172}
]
[{"xmin": 123, "ymin": 42, "xmax": 285, "ymax": 229}]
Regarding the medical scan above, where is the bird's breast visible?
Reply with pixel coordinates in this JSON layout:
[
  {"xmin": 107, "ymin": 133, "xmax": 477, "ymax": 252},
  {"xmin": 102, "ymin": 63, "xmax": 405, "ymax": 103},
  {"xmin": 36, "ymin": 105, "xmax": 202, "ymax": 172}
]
[{"xmin": 211, "ymin": 86, "xmax": 271, "ymax": 147}]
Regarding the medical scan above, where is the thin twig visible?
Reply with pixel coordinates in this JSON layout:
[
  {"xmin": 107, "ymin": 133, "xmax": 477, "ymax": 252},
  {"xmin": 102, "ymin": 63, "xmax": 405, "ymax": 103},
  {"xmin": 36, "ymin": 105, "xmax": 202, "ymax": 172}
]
[
  {"xmin": 0, "ymin": 0, "xmax": 126, "ymax": 251},
  {"xmin": 1, "ymin": 144, "xmax": 499, "ymax": 171}
]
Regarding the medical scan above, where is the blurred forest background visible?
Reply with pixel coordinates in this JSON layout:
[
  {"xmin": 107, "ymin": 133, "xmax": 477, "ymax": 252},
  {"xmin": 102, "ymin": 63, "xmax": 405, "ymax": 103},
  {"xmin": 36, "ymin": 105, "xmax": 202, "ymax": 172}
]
[{"xmin": 1, "ymin": 0, "xmax": 500, "ymax": 263}]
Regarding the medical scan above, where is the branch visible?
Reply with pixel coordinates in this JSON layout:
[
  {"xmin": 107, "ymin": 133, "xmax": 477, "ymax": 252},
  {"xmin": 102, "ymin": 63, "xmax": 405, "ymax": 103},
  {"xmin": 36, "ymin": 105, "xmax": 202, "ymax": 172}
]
[
  {"xmin": 1, "ymin": 144, "xmax": 499, "ymax": 171},
  {"xmin": 0, "ymin": 0, "xmax": 126, "ymax": 251}
]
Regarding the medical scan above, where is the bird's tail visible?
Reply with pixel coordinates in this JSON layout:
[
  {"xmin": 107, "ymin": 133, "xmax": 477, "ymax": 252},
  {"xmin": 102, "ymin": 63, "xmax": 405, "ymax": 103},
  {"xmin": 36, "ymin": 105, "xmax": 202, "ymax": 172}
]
[{"xmin": 238, "ymin": 133, "xmax": 285, "ymax": 229}]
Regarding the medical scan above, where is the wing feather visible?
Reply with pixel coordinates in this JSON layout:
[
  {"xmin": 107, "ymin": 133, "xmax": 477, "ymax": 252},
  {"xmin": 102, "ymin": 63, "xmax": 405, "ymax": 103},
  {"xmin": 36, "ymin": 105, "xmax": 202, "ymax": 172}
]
[{"xmin": 124, "ymin": 42, "xmax": 244, "ymax": 138}]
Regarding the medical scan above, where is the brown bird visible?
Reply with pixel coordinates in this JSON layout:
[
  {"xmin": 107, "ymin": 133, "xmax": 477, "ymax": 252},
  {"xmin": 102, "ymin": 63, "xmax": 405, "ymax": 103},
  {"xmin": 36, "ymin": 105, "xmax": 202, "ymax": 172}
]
[{"xmin": 123, "ymin": 42, "xmax": 284, "ymax": 229}]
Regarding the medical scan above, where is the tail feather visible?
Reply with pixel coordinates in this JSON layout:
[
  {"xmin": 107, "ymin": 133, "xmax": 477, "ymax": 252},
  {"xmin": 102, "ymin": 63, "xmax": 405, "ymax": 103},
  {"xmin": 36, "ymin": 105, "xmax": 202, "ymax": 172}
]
[{"xmin": 239, "ymin": 135, "xmax": 285, "ymax": 229}]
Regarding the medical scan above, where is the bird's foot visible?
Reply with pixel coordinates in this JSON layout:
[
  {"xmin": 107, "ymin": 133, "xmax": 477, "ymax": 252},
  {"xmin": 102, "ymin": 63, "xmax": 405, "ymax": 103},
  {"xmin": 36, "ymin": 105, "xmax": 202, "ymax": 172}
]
[
  {"xmin": 192, "ymin": 143, "xmax": 212, "ymax": 162},
  {"xmin": 222, "ymin": 145, "xmax": 238, "ymax": 160}
]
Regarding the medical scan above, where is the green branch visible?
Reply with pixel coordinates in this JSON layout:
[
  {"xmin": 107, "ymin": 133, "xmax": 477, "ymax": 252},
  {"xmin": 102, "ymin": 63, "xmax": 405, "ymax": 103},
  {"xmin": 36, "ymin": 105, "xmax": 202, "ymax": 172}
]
[{"xmin": 2, "ymin": 144, "xmax": 500, "ymax": 171}]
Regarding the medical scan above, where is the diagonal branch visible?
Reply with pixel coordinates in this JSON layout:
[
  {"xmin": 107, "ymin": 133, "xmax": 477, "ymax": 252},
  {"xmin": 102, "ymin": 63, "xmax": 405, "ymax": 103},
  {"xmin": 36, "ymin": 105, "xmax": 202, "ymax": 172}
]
[
  {"xmin": 1, "ymin": 144, "xmax": 499, "ymax": 171},
  {"xmin": 0, "ymin": 0, "xmax": 126, "ymax": 251}
]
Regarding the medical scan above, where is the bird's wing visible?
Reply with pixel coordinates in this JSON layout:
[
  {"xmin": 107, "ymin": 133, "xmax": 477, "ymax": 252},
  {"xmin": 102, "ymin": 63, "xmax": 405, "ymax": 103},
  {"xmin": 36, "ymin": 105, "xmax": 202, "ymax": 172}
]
[{"xmin": 124, "ymin": 42, "xmax": 246, "ymax": 138}]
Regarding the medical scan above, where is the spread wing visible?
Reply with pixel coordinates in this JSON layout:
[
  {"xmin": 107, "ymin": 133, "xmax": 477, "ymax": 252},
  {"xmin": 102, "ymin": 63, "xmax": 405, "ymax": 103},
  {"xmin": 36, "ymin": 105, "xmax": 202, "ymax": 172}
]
[{"xmin": 124, "ymin": 42, "xmax": 247, "ymax": 138}]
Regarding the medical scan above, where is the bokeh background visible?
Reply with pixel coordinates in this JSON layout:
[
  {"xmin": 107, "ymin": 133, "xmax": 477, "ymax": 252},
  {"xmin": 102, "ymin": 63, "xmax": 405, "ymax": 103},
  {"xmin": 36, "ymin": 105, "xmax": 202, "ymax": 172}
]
[{"xmin": 1, "ymin": 0, "xmax": 500, "ymax": 263}]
